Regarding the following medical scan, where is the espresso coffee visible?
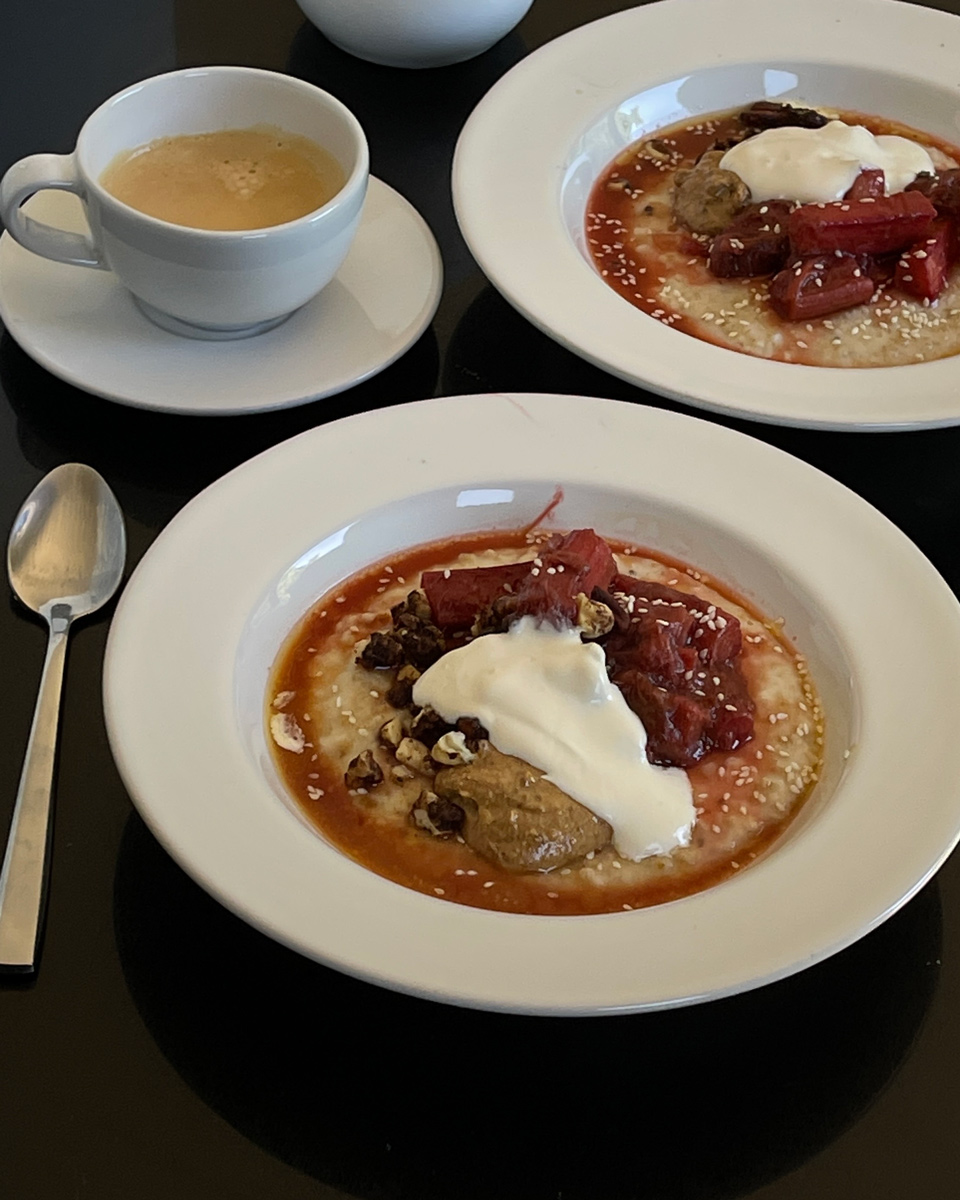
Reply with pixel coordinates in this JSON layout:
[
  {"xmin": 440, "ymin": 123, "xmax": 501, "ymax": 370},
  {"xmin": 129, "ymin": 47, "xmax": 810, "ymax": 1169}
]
[{"xmin": 99, "ymin": 126, "xmax": 346, "ymax": 230}]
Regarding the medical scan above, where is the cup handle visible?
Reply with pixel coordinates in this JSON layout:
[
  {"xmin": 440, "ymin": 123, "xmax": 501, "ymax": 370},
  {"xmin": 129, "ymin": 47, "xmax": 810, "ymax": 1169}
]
[{"xmin": 0, "ymin": 153, "xmax": 106, "ymax": 269}]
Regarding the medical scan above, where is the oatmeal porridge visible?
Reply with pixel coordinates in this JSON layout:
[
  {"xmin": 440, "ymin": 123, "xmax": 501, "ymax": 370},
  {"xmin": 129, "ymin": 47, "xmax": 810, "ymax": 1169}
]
[{"xmin": 267, "ymin": 528, "xmax": 823, "ymax": 916}]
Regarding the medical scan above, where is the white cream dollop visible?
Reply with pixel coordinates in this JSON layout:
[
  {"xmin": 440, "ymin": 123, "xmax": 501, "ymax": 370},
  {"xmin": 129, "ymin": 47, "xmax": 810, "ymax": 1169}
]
[
  {"xmin": 719, "ymin": 119, "xmax": 935, "ymax": 204},
  {"xmin": 411, "ymin": 617, "xmax": 695, "ymax": 862}
]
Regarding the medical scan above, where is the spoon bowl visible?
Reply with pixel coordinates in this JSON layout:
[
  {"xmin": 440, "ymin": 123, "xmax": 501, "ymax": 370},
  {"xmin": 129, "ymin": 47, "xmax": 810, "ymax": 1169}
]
[
  {"xmin": 9, "ymin": 464, "xmax": 126, "ymax": 617},
  {"xmin": 0, "ymin": 463, "xmax": 126, "ymax": 972}
]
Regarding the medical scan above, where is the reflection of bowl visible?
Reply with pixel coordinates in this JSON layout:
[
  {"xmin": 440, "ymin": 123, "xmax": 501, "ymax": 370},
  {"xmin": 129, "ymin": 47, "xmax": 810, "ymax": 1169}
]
[
  {"xmin": 103, "ymin": 393, "xmax": 960, "ymax": 1014},
  {"xmin": 295, "ymin": 0, "xmax": 533, "ymax": 69},
  {"xmin": 114, "ymin": 810, "xmax": 942, "ymax": 1200},
  {"xmin": 453, "ymin": 0, "xmax": 960, "ymax": 429}
]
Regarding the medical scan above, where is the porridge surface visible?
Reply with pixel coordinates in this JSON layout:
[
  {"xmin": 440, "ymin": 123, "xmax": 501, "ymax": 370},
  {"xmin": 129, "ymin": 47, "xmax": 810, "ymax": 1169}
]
[
  {"xmin": 268, "ymin": 533, "xmax": 823, "ymax": 915},
  {"xmin": 587, "ymin": 107, "xmax": 960, "ymax": 366}
]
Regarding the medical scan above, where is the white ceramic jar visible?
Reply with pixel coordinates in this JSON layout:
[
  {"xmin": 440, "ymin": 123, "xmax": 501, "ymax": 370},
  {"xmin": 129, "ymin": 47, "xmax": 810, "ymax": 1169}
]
[
  {"xmin": 0, "ymin": 67, "xmax": 369, "ymax": 339},
  {"xmin": 296, "ymin": 0, "xmax": 534, "ymax": 69}
]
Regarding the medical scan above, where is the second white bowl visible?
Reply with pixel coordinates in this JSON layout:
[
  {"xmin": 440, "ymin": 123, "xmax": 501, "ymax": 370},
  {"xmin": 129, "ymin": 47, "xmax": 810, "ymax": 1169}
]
[{"xmin": 297, "ymin": 0, "xmax": 533, "ymax": 69}]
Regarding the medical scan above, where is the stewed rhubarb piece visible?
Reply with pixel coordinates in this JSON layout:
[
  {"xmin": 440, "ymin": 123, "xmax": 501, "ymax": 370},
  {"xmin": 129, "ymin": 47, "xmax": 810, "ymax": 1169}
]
[
  {"xmin": 601, "ymin": 575, "xmax": 754, "ymax": 767},
  {"xmin": 421, "ymin": 561, "xmax": 534, "ymax": 630},
  {"xmin": 422, "ymin": 529, "xmax": 617, "ymax": 631},
  {"xmin": 788, "ymin": 191, "xmax": 936, "ymax": 256},
  {"xmin": 907, "ymin": 169, "xmax": 960, "ymax": 219},
  {"xmin": 893, "ymin": 218, "xmax": 958, "ymax": 300},
  {"xmin": 843, "ymin": 168, "xmax": 885, "ymax": 201},
  {"xmin": 769, "ymin": 254, "xmax": 875, "ymax": 321},
  {"xmin": 708, "ymin": 201, "xmax": 792, "ymax": 277},
  {"xmin": 509, "ymin": 528, "xmax": 617, "ymax": 625}
]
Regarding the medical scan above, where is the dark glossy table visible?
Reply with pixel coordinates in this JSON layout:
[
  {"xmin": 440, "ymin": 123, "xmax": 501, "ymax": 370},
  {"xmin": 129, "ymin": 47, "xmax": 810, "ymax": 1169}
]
[{"xmin": 2, "ymin": 2, "xmax": 959, "ymax": 1197}]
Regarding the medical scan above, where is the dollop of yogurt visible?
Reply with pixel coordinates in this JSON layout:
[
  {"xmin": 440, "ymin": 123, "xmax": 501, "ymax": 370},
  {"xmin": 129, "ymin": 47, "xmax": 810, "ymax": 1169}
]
[
  {"xmin": 411, "ymin": 616, "xmax": 695, "ymax": 862},
  {"xmin": 719, "ymin": 119, "xmax": 935, "ymax": 204}
]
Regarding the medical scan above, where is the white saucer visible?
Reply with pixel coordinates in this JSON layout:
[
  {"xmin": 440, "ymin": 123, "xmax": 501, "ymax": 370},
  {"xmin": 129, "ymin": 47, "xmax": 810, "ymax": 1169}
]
[{"xmin": 0, "ymin": 177, "xmax": 443, "ymax": 415}]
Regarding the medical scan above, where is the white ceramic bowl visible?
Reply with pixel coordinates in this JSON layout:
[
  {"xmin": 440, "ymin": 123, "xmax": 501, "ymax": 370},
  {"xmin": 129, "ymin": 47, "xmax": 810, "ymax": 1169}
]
[
  {"xmin": 453, "ymin": 0, "xmax": 960, "ymax": 429},
  {"xmin": 103, "ymin": 393, "xmax": 960, "ymax": 1014},
  {"xmin": 296, "ymin": 0, "xmax": 533, "ymax": 69}
]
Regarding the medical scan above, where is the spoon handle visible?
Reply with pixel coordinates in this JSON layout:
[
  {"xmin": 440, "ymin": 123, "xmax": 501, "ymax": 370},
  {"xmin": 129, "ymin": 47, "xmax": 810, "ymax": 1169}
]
[{"xmin": 0, "ymin": 606, "xmax": 71, "ymax": 971}]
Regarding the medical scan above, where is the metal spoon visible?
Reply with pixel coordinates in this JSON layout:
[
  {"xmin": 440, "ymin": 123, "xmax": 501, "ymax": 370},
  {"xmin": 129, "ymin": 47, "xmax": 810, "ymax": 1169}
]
[{"xmin": 0, "ymin": 464, "xmax": 126, "ymax": 972}]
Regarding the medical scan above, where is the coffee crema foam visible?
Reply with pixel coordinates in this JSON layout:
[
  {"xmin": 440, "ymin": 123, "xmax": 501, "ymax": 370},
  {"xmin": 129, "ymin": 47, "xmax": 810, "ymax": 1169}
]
[{"xmin": 99, "ymin": 125, "xmax": 346, "ymax": 230}]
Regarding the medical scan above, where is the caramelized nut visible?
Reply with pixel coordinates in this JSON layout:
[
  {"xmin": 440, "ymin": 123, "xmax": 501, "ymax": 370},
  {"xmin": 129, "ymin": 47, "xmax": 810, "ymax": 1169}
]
[
  {"xmin": 379, "ymin": 716, "xmax": 405, "ymax": 749},
  {"xmin": 395, "ymin": 737, "xmax": 432, "ymax": 775},
  {"xmin": 643, "ymin": 138, "xmax": 672, "ymax": 162},
  {"xmin": 410, "ymin": 789, "xmax": 465, "ymax": 836},
  {"xmin": 269, "ymin": 712, "xmax": 305, "ymax": 753},
  {"xmin": 430, "ymin": 730, "xmax": 476, "ymax": 767},
  {"xmin": 344, "ymin": 749, "xmax": 383, "ymax": 789},
  {"xmin": 575, "ymin": 592, "xmax": 615, "ymax": 639}
]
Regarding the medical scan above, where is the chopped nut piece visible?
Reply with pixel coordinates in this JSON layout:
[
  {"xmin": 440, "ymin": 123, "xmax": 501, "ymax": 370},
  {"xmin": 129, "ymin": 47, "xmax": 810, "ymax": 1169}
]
[
  {"xmin": 431, "ymin": 730, "xmax": 477, "ymax": 767},
  {"xmin": 399, "ymin": 624, "xmax": 446, "ymax": 668},
  {"xmin": 644, "ymin": 138, "xmax": 672, "ymax": 162},
  {"xmin": 410, "ymin": 706, "xmax": 454, "ymax": 747},
  {"xmin": 271, "ymin": 690, "xmax": 295, "ymax": 710},
  {"xmin": 395, "ymin": 737, "xmax": 433, "ymax": 775},
  {"xmin": 391, "ymin": 589, "xmax": 433, "ymax": 624},
  {"xmin": 411, "ymin": 795, "xmax": 440, "ymax": 833},
  {"xmin": 411, "ymin": 790, "xmax": 465, "ymax": 837},
  {"xmin": 269, "ymin": 712, "xmax": 305, "ymax": 753},
  {"xmin": 575, "ymin": 592, "xmax": 615, "ymax": 639},
  {"xmin": 386, "ymin": 663, "xmax": 420, "ymax": 708},
  {"xmin": 390, "ymin": 764, "xmax": 415, "ymax": 783},
  {"xmin": 591, "ymin": 586, "xmax": 631, "ymax": 632},
  {"xmin": 470, "ymin": 593, "xmax": 518, "ymax": 637},
  {"xmin": 379, "ymin": 716, "xmax": 405, "ymax": 749},
  {"xmin": 358, "ymin": 630, "xmax": 404, "ymax": 669},
  {"xmin": 344, "ymin": 749, "xmax": 383, "ymax": 789},
  {"xmin": 456, "ymin": 716, "xmax": 489, "ymax": 752}
]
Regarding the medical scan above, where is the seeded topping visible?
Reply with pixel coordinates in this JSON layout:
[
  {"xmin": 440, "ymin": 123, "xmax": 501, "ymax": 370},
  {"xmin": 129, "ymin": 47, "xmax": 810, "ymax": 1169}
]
[
  {"xmin": 268, "ymin": 531, "xmax": 823, "ymax": 917},
  {"xmin": 587, "ymin": 102, "xmax": 960, "ymax": 366}
]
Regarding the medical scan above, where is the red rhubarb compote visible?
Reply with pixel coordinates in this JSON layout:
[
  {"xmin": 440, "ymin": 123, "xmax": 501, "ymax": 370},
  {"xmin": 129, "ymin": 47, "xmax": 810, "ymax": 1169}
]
[
  {"xmin": 267, "ymin": 528, "xmax": 823, "ymax": 916},
  {"xmin": 587, "ymin": 103, "xmax": 960, "ymax": 366}
]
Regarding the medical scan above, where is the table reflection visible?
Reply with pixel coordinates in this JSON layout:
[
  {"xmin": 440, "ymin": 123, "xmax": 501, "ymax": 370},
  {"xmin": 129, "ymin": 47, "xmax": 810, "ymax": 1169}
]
[
  {"xmin": 0, "ymin": 328, "xmax": 439, "ymax": 536},
  {"xmin": 444, "ymin": 283, "xmax": 960, "ymax": 594},
  {"xmin": 286, "ymin": 19, "xmax": 529, "ymax": 289},
  {"xmin": 114, "ymin": 812, "xmax": 941, "ymax": 1200}
]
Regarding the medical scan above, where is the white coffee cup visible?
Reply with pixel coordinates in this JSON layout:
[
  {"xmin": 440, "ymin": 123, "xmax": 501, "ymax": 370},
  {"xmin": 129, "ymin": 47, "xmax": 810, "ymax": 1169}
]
[
  {"xmin": 0, "ymin": 66, "xmax": 369, "ymax": 339},
  {"xmin": 296, "ymin": 0, "xmax": 534, "ymax": 69}
]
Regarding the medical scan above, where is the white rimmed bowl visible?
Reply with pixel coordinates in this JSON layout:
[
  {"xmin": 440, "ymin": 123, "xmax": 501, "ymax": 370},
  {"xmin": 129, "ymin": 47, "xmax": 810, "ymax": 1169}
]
[
  {"xmin": 296, "ymin": 0, "xmax": 533, "ymax": 69},
  {"xmin": 102, "ymin": 393, "xmax": 960, "ymax": 1014},
  {"xmin": 453, "ymin": 0, "xmax": 960, "ymax": 429}
]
